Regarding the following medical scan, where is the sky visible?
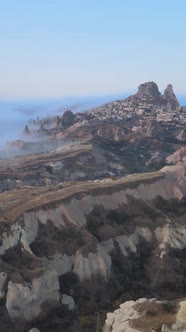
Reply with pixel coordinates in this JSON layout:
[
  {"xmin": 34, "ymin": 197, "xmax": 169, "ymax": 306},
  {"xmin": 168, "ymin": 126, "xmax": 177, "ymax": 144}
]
[{"xmin": 0, "ymin": 0, "xmax": 186, "ymax": 98}]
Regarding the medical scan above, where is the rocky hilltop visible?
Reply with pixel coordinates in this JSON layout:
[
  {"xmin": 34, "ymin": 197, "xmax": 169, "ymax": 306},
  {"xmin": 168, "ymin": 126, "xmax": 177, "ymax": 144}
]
[
  {"xmin": 125, "ymin": 81, "xmax": 179, "ymax": 110},
  {"xmin": 1, "ymin": 81, "xmax": 185, "ymax": 192}
]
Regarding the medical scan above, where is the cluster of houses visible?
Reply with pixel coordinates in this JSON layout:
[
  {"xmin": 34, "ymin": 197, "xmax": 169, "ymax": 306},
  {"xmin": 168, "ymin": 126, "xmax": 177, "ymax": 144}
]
[{"xmin": 87, "ymin": 100, "xmax": 186, "ymax": 124}]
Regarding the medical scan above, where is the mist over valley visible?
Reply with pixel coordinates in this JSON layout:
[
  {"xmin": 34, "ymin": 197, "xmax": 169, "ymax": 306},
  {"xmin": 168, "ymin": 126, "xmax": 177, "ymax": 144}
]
[{"xmin": 0, "ymin": 94, "xmax": 127, "ymax": 158}]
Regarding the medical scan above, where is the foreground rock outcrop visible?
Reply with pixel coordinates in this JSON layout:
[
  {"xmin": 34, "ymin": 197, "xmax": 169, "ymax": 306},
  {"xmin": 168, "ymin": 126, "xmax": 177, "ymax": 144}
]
[{"xmin": 103, "ymin": 297, "xmax": 186, "ymax": 332}]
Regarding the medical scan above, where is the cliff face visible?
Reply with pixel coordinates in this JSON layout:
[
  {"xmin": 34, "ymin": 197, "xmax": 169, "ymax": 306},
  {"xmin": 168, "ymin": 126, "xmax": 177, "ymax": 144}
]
[{"xmin": 0, "ymin": 160, "xmax": 186, "ymax": 330}]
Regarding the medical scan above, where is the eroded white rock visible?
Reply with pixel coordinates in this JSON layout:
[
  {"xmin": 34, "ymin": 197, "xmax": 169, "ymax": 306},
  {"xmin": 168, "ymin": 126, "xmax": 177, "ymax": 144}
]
[
  {"xmin": 6, "ymin": 269, "xmax": 60, "ymax": 320},
  {"xmin": 73, "ymin": 244, "xmax": 111, "ymax": 281},
  {"xmin": 61, "ymin": 294, "xmax": 75, "ymax": 310}
]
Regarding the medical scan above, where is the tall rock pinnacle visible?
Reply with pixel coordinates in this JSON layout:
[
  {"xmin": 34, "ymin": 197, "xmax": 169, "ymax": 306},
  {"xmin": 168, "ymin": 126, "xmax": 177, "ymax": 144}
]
[
  {"xmin": 163, "ymin": 84, "xmax": 179, "ymax": 109},
  {"xmin": 23, "ymin": 125, "xmax": 30, "ymax": 136},
  {"xmin": 124, "ymin": 81, "xmax": 179, "ymax": 110}
]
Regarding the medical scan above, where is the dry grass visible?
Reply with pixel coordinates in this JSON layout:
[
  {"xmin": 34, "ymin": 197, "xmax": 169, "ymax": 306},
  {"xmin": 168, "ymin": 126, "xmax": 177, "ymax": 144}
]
[
  {"xmin": 131, "ymin": 301, "xmax": 177, "ymax": 332},
  {"xmin": 0, "ymin": 171, "xmax": 164, "ymax": 223},
  {"xmin": 0, "ymin": 143, "xmax": 92, "ymax": 171}
]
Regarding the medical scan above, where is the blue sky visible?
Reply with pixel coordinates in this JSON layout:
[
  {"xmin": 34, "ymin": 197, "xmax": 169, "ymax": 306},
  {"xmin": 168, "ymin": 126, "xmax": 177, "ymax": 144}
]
[{"xmin": 0, "ymin": 0, "xmax": 186, "ymax": 98}]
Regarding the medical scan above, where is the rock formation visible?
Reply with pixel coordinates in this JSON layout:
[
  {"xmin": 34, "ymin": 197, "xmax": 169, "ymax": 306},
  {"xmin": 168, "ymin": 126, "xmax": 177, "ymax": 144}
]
[
  {"xmin": 145, "ymin": 120, "xmax": 157, "ymax": 137},
  {"xmin": 113, "ymin": 127, "xmax": 126, "ymax": 141},
  {"xmin": 125, "ymin": 81, "xmax": 179, "ymax": 110},
  {"xmin": 6, "ymin": 139, "xmax": 25, "ymax": 150},
  {"xmin": 54, "ymin": 115, "xmax": 61, "ymax": 128},
  {"xmin": 136, "ymin": 81, "xmax": 161, "ymax": 100},
  {"xmin": 125, "ymin": 81, "xmax": 162, "ymax": 106},
  {"xmin": 61, "ymin": 109, "xmax": 75, "ymax": 127},
  {"xmin": 176, "ymin": 128, "xmax": 186, "ymax": 142},
  {"xmin": 23, "ymin": 125, "xmax": 30, "ymax": 136},
  {"xmin": 97, "ymin": 125, "xmax": 126, "ymax": 141},
  {"xmin": 103, "ymin": 298, "xmax": 186, "ymax": 332},
  {"xmin": 163, "ymin": 84, "xmax": 179, "ymax": 109},
  {"xmin": 166, "ymin": 146, "xmax": 186, "ymax": 164},
  {"xmin": 39, "ymin": 123, "xmax": 47, "ymax": 133}
]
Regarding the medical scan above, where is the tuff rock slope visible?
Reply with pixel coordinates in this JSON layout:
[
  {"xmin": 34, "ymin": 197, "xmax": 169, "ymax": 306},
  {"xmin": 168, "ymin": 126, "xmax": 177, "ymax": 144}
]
[{"xmin": 0, "ymin": 156, "xmax": 186, "ymax": 331}]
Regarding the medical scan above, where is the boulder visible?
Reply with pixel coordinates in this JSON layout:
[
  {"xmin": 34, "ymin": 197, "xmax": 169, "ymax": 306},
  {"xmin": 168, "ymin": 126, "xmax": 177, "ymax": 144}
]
[
  {"xmin": 61, "ymin": 294, "xmax": 75, "ymax": 310},
  {"xmin": 176, "ymin": 300, "xmax": 186, "ymax": 326}
]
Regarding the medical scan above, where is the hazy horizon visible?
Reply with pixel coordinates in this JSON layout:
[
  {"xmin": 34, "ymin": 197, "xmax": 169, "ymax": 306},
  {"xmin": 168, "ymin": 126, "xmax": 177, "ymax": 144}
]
[
  {"xmin": 0, "ymin": 93, "xmax": 129, "ymax": 148},
  {"xmin": 1, "ymin": 88, "xmax": 186, "ymax": 104}
]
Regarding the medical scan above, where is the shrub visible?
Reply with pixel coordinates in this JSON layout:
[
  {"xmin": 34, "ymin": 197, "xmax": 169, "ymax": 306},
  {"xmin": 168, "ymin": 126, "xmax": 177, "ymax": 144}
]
[{"xmin": 79, "ymin": 316, "xmax": 90, "ymax": 330}]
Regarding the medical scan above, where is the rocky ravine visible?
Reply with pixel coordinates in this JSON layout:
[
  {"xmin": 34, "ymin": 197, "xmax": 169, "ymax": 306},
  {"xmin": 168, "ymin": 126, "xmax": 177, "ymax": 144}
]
[{"xmin": 0, "ymin": 156, "xmax": 186, "ymax": 331}]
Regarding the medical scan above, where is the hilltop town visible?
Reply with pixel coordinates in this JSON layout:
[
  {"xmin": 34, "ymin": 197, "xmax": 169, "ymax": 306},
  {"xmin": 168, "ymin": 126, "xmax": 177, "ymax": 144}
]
[
  {"xmin": 24, "ymin": 81, "xmax": 186, "ymax": 145},
  {"xmin": 87, "ymin": 82, "xmax": 185, "ymax": 124},
  {"xmin": 3, "ymin": 81, "xmax": 185, "ymax": 184}
]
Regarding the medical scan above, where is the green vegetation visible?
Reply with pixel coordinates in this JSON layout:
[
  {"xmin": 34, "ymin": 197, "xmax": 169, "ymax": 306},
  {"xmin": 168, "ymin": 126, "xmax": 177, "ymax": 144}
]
[
  {"xmin": 79, "ymin": 316, "xmax": 91, "ymax": 330},
  {"xmin": 30, "ymin": 220, "xmax": 85, "ymax": 257},
  {"xmin": 95, "ymin": 313, "xmax": 101, "ymax": 332},
  {"xmin": 86, "ymin": 205, "xmax": 128, "ymax": 240}
]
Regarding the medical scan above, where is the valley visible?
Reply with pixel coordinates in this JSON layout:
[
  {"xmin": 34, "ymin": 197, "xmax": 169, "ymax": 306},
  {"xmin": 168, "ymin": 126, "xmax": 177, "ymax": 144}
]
[{"xmin": 0, "ymin": 82, "xmax": 186, "ymax": 331}]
